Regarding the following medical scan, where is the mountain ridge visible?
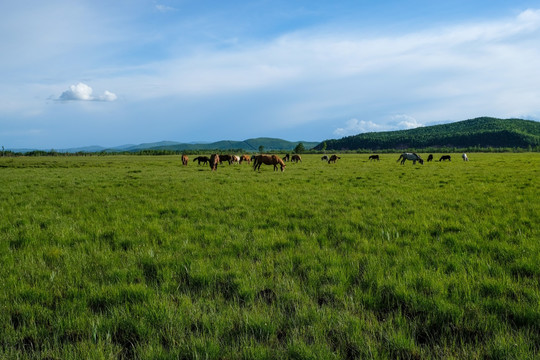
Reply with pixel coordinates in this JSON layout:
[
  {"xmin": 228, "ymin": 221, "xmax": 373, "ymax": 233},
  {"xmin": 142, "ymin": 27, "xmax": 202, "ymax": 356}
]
[
  {"xmin": 314, "ymin": 117, "xmax": 540, "ymax": 150},
  {"xmin": 8, "ymin": 138, "xmax": 319, "ymax": 153}
]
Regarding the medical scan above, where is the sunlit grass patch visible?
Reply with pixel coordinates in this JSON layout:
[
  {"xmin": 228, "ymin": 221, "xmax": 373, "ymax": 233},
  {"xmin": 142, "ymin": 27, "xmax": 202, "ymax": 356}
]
[{"xmin": 0, "ymin": 153, "xmax": 538, "ymax": 358}]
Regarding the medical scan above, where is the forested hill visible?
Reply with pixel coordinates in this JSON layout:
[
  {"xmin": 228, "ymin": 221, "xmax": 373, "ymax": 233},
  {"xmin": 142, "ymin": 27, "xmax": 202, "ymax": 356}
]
[{"xmin": 314, "ymin": 117, "xmax": 540, "ymax": 151}]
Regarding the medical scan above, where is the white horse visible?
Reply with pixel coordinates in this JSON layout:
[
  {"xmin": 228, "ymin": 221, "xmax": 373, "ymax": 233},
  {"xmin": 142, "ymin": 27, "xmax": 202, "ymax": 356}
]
[
  {"xmin": 397, "ymin": 152, "xmax": 424, "ymax": 165},
  {"xmin": 462, "ymin": 153, "xmax": 468, "ymax": 161}
]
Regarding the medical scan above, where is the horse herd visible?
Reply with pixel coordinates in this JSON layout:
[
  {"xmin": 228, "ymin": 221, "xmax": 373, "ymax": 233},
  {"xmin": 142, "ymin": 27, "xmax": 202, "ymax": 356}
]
[
  {"xmin": 181, "ymin": 152, "xmax": 469, "ymax": 171},
  {"xmin": 396, "ymin": 152, "xmax": 469, "ymax": 164},
  {"xmin": 181, "ymin": 153, "xmax": 344, "ymax": 172}
]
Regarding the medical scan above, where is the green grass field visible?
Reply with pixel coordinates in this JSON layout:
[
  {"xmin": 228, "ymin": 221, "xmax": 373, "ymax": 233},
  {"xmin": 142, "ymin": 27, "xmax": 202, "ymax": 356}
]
[{"xmin": 0, "ymin": 153, "xmax": 539, "ymax": 359}]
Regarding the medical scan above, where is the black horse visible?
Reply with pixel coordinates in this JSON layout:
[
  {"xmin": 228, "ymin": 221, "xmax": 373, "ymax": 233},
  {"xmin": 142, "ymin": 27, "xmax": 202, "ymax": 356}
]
[
  {"xmin": 439, "ymin": 155, "xmax": 451, "ymax": 161},
  {"xmin": 193, "ymin": 156, "xmax": 209, "ymax": 165}
]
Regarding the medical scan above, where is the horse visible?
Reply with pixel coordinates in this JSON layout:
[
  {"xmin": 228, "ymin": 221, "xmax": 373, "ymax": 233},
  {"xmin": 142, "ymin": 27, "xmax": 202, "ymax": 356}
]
[
  {"xmin": 462, "ymin": 153, "xmax": 469, "ymax": 161},
  {"xmin": 231, "ymin": 155, "xmax": 240, "ymax": 164},
  {"xmin": 209, "ymin": 154, "xmax": 220, "ymax": 171},
  {"xmin": 427, "ymin": 154, "xmax": 434, "ymax": 162},
  {"xmin": 181, "ymin": 154, "xmax": 189, "ymax": 166},
  {"xmin": 439, "ymin": 155, "xmax": 451, "ymax": 161},
  {"xmin": 369, "ymin": 155, "xmax": 380, "ymax": 161},
  {"xmin": 239, "ymin": 155, "xmax": 251, "ymax": 164},
  {"xmin": 219, "ymin": 154, "xmax": 233, "ymax": 165},
  {"xmin": 321, "ymin": 155, "xmax": 329, "ymax": 162},
  {"xmin": 291, "ymin": 154, "xmax": 302, "ymax": 163},
  {"xmin": 253, "ymin": 154, "xmax": 286, "ymax": 172},
  {"xmin": 397, "ymin": 152, "xmax": 424, "ymax": 165},
  {"xmin": 193, "ymin": 156, "xmax": 209, "ymax": 165},
  {"xmin": 328, "ymin": 154, "xmax": 340, "ymax": 163},
  {"xmin": 283, "ymin": 154, "xmax": 290, "ymax": 162}
]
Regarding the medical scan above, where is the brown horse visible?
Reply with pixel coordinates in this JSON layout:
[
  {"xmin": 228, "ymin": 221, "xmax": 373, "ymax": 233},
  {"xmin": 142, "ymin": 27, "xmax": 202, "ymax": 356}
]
[
  {"xmin": 253, "ymin": 154, "xmax": 286, "ymax": 172},
  {"xmin": 283, "ymin": 154, "xmax": 290, "ymax": 162},
  {"xmin": 193, "ymin": 156, "xmax": 209, "ymax": 165},
  {"xmin": 209, "ymin": 154, "xmax": 220, "ymax": 171},
  {"xmin": 291, "ymin": 154, "xmax": 302, "ymax": 163},
  {"xmin": 328, "ymin": 154, "xmax": 340, "ymax": 163},
  {"xmin": 181, "ymin": 154, "xmax": 189, "ymax": 166},
  {"xmin": 239, "ymin": 155, "xmax": 252, "ymax": 164}
]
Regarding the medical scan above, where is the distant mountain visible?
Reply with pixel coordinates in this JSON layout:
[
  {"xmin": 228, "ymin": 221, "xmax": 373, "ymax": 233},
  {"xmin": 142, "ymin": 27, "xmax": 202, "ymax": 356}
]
[
  {"xmin": 9, "ymin": 138, "xmax": 319, "ymax": 153},
  {"xmin": 314, "ymin": 117, "xmax": 540, "ymax": 151},
  {"xmin": 138, "ymin": 137, "xmax": 319, "ymax": 152},
  {"xmin": 58, "ymin": 145, "xmax": 107, "ymax": 153}
]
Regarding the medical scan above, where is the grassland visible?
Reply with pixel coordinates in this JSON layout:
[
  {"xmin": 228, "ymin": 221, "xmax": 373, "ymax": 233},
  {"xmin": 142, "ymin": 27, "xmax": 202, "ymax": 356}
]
[{"xmin": 0, "ymin": 153, "xmax": 538, "ymax": 359}]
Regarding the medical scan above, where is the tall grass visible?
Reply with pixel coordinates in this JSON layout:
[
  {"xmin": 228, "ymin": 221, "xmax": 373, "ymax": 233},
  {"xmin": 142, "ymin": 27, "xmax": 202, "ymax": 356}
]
[{"xmin": 0, "ymin": 153, "xmax": 538, "ymax": 359}]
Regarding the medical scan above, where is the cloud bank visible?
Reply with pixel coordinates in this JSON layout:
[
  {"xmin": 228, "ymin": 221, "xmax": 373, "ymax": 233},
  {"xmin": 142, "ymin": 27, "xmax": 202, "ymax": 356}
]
[
  {"xmin": 334, "ymin": 119, "xmax": 383, "ymax": 136},
  {"xmin": 58, "ymin": 83, "xmax": 117, "ymax": 102}
]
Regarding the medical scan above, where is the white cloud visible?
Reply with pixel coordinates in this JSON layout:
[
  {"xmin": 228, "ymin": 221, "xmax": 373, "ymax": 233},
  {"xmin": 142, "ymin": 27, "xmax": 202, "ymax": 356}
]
[
  {"xmin": 392, "ymin": 115, "xmax": 424, "ymax": 129},
  {"xmin": 98, "ymin": 90, "xmax": 118, "ymax": 102},
  {"xmin": 334, "ymin": 119, "xmax": 382, "ymax": 136},
  {"xmin": 58, "ymin": 83, "xmax": 117, "ymax": 102},
  {"xmin": 334, "ymin": 115, "xmax": 424, "ymax": 137}
]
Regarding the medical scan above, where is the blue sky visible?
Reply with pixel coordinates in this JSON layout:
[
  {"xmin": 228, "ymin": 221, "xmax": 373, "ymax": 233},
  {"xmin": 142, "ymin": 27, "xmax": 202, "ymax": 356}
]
[{"xmin": 2, "ymin": 0, "xmax": 540, "ymax": 149}]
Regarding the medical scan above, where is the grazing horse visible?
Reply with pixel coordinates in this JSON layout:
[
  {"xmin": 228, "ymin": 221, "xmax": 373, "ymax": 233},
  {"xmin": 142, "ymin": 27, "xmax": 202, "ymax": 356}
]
[
  {"xmin": 219, "ymin": 154, "xmax": 233, "ymax": 165},
  {"xmin": 193, "ymin": 156, "xmax": 209, "ymax": 165},
  {"xmin": 397, "ymin": 152, "xmax": 424, "ymax": 165},
  {"xmin": 427, "ymin": 154, "xmax": 434, "ymax": 162},
  {"xmin": 253, "ymin": 154, "xmax": 286, "ymax": 172},
  {"xmin": 239, "ymin": 155, "xmax": 251, "ymax": 164},
  {"xmin": 328, "ymin": 154, "xmax": 340, "ymax": 163},
  {"xmin": 209, "ymin": 154, "xmax": 220, "ymax": 171},
  {"xmin": 439, "ymin": 155, "xmax": 451, "ymax": 161},
  {"xmin": 369, "ymin": 155, "xmax": 380, "ymax": 161},
  {"xmin": 321, "ymin": 155, "xmax": 329, "ymax": 162},
  {"xmin": 462, "ymin": 153, "xmax": 469, "ymax": 161},
  {"xmin": 283, "ymin": 154, "xmax": 290, "ymax": 162},
  {"xmin": 231, "ymin": 155, "xmax": 240, "ymax": 164},
  {"xmin": 181, "ymin": 154, "xmax": 189, "ymax": 166},
  {"xmin": 291, "ymin": 154, "xmax": 302, "ymax": 163}
]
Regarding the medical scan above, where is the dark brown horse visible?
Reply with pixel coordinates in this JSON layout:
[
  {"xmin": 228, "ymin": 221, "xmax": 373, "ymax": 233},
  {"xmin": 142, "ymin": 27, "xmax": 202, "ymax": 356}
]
[
  {"xmin": 328, "ymin": 154, "xmax": 341, "ymax": 163},
  {"xmin": 181, "ymin": 154, "xmax": 189, "ymax": 166},
  {"xmin": 283, "ymin": 154, "xmax": 290, "ymax": 162},
  {"xmin": 219, "ymin": 154, "xmax": 233, "ymax": 165},
  {"xmin": 193, "ymin": 156, "xmax": 209, "ymax": 165},
  {"xmin": 253, "ymin": 154, "xmax": 286, "ymax": 172},
  {"xmin": 291, "ymin": 154, "xmax": 302, "ymax": 163},
  {"xmin": 427, "ymin": 154, "xmax": 434, "ymax": 162},
  {"xmin": 209, "ymin": 154, "xmax": 220, "ymax": 171},
  {"xmin": 439, "ymin": 155, "xmax": 451, "ymax": 161},
  {"xmin": 369, "ymin": 155, "xmax": 379, "ymax": 161}
]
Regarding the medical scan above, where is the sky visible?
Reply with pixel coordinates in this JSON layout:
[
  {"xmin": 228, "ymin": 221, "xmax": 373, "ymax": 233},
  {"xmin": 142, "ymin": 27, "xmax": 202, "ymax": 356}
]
[{"xmin": 1, "ymin": 0, "xmax": 540, "ymax": 149}]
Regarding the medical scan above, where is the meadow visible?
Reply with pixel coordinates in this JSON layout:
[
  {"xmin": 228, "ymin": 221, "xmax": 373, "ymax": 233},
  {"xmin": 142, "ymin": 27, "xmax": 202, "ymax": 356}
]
[{"xmin": 0, "ymin": 153, "xmax": 538, "ymax": 359}]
